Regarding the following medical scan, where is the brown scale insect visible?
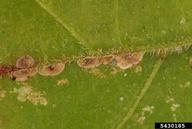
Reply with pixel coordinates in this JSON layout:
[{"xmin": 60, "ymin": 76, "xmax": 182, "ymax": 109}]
[
  {"xmin": 10, "ymin": 68, "xmax": 38, "ymax": 81},
  {"xmin": 10, "ymin": 55, "xmax": 37, "ymax": 81},
  {"xmin": 115, "ymin": 52, "xmax": 144, "ymax": 70},
  {"xmin": 0, "ymin": 55, "xmax": 37, "ymax": 82},
  {"xmin": 77, "ymin": 56, "xmax": 101, "ymax": 69},
  {"xmin": 16, "ymin": 55, "xmax": 35, "ymax": 68},
  {"xmin": 99, "ymin": 55, "xmax": 115, "ymax": 65},
  {"xmin": 38, "ymin": 62, "xmax": 65, "ymax": 76}
]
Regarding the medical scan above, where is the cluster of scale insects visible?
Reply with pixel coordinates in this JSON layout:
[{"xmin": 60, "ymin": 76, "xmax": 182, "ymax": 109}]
[{"xmin": 0, "ymin": 52, "xmax": 144, "ymax": 82}]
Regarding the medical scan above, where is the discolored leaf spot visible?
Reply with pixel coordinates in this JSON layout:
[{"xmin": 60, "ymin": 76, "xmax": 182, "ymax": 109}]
[
  {"xmin": 15, "ymin": 85, "xmax": 48, "ymax": 106},
  {"xmin": 88, "ymin": 68, "xmax": 106, "ymax": 78},
  {"xmin": 115, "ymin": 52, "xmax": 144, "ymax": 70},
  {"xmin": 16, "ymin": 55, "xmax": 35, "ymax": 68},
  {"xmin": 77, "ymin": 57, "xmax": 101, "ymax": 69},
  {"xmin": 0, "ymin": 90, "xmax": 6, "ymax": 101},
  {"xmin": 57, "ymin": 79, "xmax": 69, "ymax": 87},
  {"xmin": 110, "ymin": 67, "xmax": 121, "ymax": 75},
  {"xmin": 38, "ymin": 63, "xmax": 65, "ymax": 76},
  {"xmin": 134, "ymin": 65, "xmax": 143, "ymax": 73}
]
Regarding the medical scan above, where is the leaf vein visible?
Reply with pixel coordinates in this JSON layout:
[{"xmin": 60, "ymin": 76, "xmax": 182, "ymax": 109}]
[
  {"xmin": 114, "ymin": 58, "xmax": 163, "ymax": 129},
  {"xmin": 34, "ymin": 0, "xmax": 87, "ymax": 46}
]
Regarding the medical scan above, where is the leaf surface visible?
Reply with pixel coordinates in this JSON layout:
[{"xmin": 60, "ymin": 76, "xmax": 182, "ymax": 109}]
[{"xmin": 0, "ymin": 0, "xmax": 192, "ymax": 129}]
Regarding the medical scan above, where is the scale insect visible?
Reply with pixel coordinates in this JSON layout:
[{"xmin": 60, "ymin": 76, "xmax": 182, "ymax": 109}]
[
  {"xmin": 76, "ymin": 52, "xmax": 144, "ymax": 70},
  {"xmin": 10, "ymin": 55, "xmax": 37, "ymax": 81},
  {"xmin": 16, "ymin": 55, "xmax": 35, "ymax": 68},
  {"xmin": 38, "ymin": 62, "xmax": 65, "ymax": 76},
  {"xmin": 0, "ymin": 55, "xmax": 37, "ymax": 81},
  {"xmin": 115, "ymin": 52, "xmax": 144, "ymax": 70},
  {"xmin": 99, "ymin": 55, "xmax": 115, "ymax": 65},
  {"xmin": 10, "ymin": 68, "xmax": 38, "ymax": 81},
  {"xmin": 0, "ymin": 51, "xmax": 145, "ymax": 82},
  {"xmin": 77, "ymin": 56, "xmax": 101, "ymax": 69}
]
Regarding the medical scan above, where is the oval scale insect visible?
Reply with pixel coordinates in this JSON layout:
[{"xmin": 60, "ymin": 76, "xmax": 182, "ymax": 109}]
[
  {"xmin": 38, "ymin": 62, "xmax": 65, "ymax": 76},
  {"xmin": 77, "ymin": 56, "xmax": 101, "ymax": 69},
  {"xmin": 115, "ymin": 52, "xmax": 144, "ymax": 70},
  {"xmin": 16, "ymin": 55, "xmax": 35, "ymax": 68},
  {"xmin": 0, "ymin": 55, "xmax": 37, "ymax": 82}
]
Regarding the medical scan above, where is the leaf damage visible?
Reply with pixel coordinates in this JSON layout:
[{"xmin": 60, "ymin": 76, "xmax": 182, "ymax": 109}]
[{"xmin": 0, "ymin": 51, "xmax": 145, "ymax": 82}]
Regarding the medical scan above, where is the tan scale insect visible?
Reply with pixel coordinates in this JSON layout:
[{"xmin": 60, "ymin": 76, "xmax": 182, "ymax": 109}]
[
  {"xmin": 9, "ymin": 55, "xmax": 37, "ymax": 81},
  {"xmin": 10, "ymin": 68, "xmax": 38, "ymax": 81},
  {"xmin": 115, "ymin": 52, "xmax": 144, "ymax": 69},
  {"xmin": 77, "ymin": 56, "xmax": 101, "ymax": 69},
  {"xmin": 99, "ymin": 55, "xmax": 115, "ymax": 65},
  {"xmin": 16, "ymin": 55, "xmax": 35, "ymax": 68},
  {"xmin": 38, "ymin": 62, "xmax": 65, "ymax": 76}
]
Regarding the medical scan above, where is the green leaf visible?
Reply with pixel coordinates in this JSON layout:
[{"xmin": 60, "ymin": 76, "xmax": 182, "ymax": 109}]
[
  {"xmin": 0, "ymin": 0, "xmax": 192, "ymax": 129},
  {"xmin": 34, "ymin": 0, "xmax": 192, "ymax": 50}
]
